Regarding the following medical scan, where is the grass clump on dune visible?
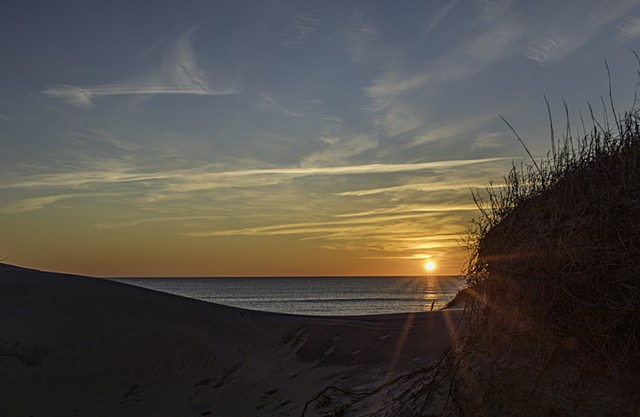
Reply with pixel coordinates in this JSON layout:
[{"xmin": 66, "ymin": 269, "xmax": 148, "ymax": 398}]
[
  {"xmin": 300, "ymin": 69, "xmax": 640, "ymax": 417},
  {"xmin": 456, "ymin": 71, "xmax": 640, "ymax": 415}
]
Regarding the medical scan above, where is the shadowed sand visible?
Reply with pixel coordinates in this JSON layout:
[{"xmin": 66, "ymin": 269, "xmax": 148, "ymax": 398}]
[{"xmin": 0, "ymin": 264, "xmax": 463, "ymax": 417}]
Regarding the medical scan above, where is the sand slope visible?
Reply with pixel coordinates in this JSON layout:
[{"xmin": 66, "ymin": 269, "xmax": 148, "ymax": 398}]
[{"xmin": 0, "ymin": 264, "xmax": 462, "ymax": 417}]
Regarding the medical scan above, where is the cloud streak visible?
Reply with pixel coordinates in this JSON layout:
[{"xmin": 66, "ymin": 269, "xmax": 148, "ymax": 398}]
[
  {"xmin": 619, "ymin": 15, "xmax": 640, "ymax": 39},
  {"xmin": 284, "ymin": 12, "xmax": 323, "ymax": 46},
  {"xmin": 368, "ymin": 18, "xmax": 524, "ymax": 110},
  {"xmin": 0, "ymin": 194, "xmax": 74, "ymax": 213},
  {"xmin": 524, "ymin": 1, "xmax": 639, "ymax": 64},
  {"xmin": 184, "ymin": 212, "xmax": 460, "ymax": 238},
  {"xmin": 43, "ymin": 27, "xmax": 242, "ymax": 108},
  {"xmin": 0, "ymin": 157, "xmax": 512, "ymax": 190},
  {"xmin": 336, "ymin": 182, "xmax": 493, "ymax": 197},
  {"xmin": 182, "ymin": 201, "xmax": 475, "ymax": 263},
  {"xmin": 343, "ymin": 8, "xmax": 378, "ymax": 63},
  {"xmin": 301, "ymin": 134, "xmax": 378, "ymax": 167},
  {"xmin": 95, "ymin": 215, "xmax": 224, "ymax": 230},
  {"xmin": 256, "ymin": 92, "xmax": 302, "ymax": 117},
  {"xmin": 366, "ymin": 15, "xmax": 525, "ymax": 140}
]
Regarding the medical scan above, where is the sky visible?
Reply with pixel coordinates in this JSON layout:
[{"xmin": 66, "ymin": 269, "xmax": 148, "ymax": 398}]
[{"xmin": 1, "ymin": 0, "xmax": 640, "ymax": 277}]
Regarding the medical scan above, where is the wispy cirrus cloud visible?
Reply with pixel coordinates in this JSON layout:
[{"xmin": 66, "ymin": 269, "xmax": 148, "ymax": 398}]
[
  {"xmin": 95, "ymin": 215, "xmax": 224, "ymax": 230},
  {"xmin": 423, "ymin": 0, "xmax": 460, "ymax": 33},
  {"xmin": 368, "ymin": 18, "xmax": 524, "ymax": 110},
  {"xmin": 0, "ymin": 194, "xmax": 74, "ymax": 213},
  {"xmin": 182, "ymin": 196, "xmax": 476, "ymax": 263},
  {"xmin": 367, "ymin": 1, "xmax": 640, "ymax": 146},
  {"xmin": 256, "ymin": 91, "xmax": 302, "ymax": 117},
  {"xmin": 471, "ymin": 132, "xmax": 510, "ymax": 149},
  {"xmin": 301, "ymin": 220, "xmax": 467, "ymax": 255},
  {"xmin": 284, "ymin": 12, "xmax": 323, "ymax": 46},
  {"xmin": 300, "ymin": 134, "xmax": 378, "ymax": 167},
  {"xmin": 0, "ymin": 157, "xmax": 512, "ymax": 190},
  {"xmin": 478, "ymin": 0, "xmax": 512, "ymax": 22},
  {"xmin": 184, "ymin": 212, "xmax": 452, "ymax": 238},
  {"xmin": 43, "ymin": 27, "xmax": 242, "ymax": 108},
  {"xmin": 333, "ymin": 204, "xmax": 478, "ymax": 218},
  {"xmin": 336, "ymin": 182, "xmax": 491, "ymax": 197},
  {"xmin": 619, "ymin": 15, "xmax": 640, "ymax": 39},
  {"xmin": 409, "ymin": 114, "xmax": 498, "ymax": 147},
  {"xmin": 342, "ymin": 8, "xmax": 378, "ymax": 63},
  {"xmin": 524, "ymin": 1, "xmax": 639, "ymax": 64},
  {"xmin": 367, "ymin": 16, "xmax": 524, "ymax": 140}
]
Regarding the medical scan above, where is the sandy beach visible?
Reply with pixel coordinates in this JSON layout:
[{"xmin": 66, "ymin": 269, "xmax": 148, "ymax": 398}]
[{"xmin": 0, "ymin": 264, "xmax": 463, "ymax": 417}]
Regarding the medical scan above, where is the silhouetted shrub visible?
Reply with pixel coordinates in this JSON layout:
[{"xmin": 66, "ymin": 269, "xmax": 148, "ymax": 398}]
[{"xmin": 456, "ymin": 75, "xmax": 640, "ymax": 415}]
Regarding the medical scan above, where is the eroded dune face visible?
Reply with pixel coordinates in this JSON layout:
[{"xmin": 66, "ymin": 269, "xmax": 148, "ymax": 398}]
[{"xmin": 0, "ymin": 264, "xmax": 461, "ymax": 417}]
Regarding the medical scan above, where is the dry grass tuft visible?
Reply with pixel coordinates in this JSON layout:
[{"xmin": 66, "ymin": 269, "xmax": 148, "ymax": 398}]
[
  {"xmin": 457, "ymin": 73, "xmax": 640, "ymax": 415},
  {"xmin": 303, "ymin": 68, "xmax": 640, "ymax": 417}
]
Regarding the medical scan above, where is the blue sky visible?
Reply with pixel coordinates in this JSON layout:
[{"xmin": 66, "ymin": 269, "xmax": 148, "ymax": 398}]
[{"xmin": 1, "ymin": 0, "xmax": 640, "ymax": 276}]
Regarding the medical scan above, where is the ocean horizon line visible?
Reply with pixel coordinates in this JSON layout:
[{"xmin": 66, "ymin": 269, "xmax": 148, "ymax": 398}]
[{"xmin": 106, "ymin": 274, "xmax": 462, "ymax": 279}]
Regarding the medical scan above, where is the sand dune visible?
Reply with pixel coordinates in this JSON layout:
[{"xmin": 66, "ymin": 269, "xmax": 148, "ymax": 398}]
[{"xmin": 0, "ymin": 264, "xmax": 463, "ymax": 417}]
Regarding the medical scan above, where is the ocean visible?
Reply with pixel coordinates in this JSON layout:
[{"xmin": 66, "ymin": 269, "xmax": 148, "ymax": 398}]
[{"xmin": 111, "ymin": 276, "xmax": 465, "ymax": 316}]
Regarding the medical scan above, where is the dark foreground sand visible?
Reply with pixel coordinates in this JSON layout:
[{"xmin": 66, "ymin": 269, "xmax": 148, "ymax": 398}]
[{"xmin": 0, "ymin": 264, "xmax": 463, "ymax": 417}]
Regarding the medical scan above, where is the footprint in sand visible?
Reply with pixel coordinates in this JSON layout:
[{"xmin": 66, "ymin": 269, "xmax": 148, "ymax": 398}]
[
  {"xmin": 278, "ymin": 400, "xmax": 291, "ymax": 408},
  {"xmin": 323, "ymin": 345, "xmax": 335, "ymax": 356},
  {"xmin": 193, "ymin": 378, "xmax": 213, "ymax": 388},
  {"xmin": 119, "ymin": 384, "xmax": 143, "ymax": 404}
]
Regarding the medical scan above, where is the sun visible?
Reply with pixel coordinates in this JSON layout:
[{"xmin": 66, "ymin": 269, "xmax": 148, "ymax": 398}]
[{"xmin": 424, "ymin": 261, "xmax": 436, "ymax": 272}]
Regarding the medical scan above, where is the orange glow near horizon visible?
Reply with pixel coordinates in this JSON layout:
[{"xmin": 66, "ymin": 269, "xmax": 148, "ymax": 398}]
[{"xmin": 1, "ymin": 203, "xmax": 468, "ymax": 277}]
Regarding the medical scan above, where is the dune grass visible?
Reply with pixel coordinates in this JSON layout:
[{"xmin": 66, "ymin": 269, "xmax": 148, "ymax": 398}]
[
  {"xmin": 299, "ymin": 68, "xmax": 640, "ymax": 417},
  {"xmin": 465, "ymin": 97, "xmax": 640, "ymax": 364},
  {"xmin": 455, "ymin": 68, "xmax": 640, "ymax": 415}
]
